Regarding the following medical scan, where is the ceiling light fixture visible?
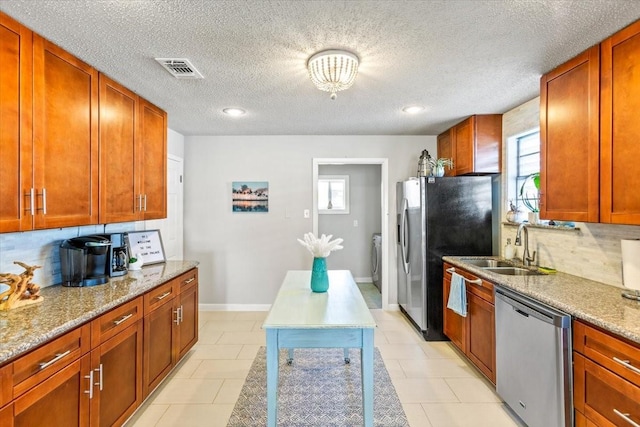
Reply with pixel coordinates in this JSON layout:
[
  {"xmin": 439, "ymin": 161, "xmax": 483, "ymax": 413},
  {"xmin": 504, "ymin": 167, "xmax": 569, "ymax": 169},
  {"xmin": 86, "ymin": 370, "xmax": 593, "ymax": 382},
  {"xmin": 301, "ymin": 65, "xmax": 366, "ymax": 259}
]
[
  {"xmin": 222, "ymin": 108, "xmax": 246, "ymax": 117},
  {"xmin": 402, "ymin": 105, "xmax": 425, "ymax": 114},
  {"xmin": 307, "ymin": 49, "xmax": 359, "ymax": 100}
]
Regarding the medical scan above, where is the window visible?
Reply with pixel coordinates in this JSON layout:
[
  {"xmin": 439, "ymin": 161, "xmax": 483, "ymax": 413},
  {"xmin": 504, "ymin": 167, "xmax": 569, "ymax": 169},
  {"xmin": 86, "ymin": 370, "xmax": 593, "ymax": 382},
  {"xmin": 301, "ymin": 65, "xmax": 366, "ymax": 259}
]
[
  {"xmin": 514, "ymin": 130, "xmax": 540, "ymax": 210},
  {"xmin": 318, "ymin": 175, "xmax": 349, "ymax": 214}
]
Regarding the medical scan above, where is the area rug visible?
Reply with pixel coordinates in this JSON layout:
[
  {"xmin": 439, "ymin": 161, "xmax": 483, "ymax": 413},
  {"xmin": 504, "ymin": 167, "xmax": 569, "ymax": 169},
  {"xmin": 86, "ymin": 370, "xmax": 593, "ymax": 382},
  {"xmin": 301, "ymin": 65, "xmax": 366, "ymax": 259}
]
[{"xmin": 227, "ymin": 347, "xmax": 409, "ymax": 427}]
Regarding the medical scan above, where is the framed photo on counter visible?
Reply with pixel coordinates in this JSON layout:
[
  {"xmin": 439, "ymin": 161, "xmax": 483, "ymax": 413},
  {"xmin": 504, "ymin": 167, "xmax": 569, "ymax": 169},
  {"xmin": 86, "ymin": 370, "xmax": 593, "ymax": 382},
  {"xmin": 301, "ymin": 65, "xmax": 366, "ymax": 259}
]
[{"xmin": 125, "ymin": 230, "xmax": 166, "ymax": 265}]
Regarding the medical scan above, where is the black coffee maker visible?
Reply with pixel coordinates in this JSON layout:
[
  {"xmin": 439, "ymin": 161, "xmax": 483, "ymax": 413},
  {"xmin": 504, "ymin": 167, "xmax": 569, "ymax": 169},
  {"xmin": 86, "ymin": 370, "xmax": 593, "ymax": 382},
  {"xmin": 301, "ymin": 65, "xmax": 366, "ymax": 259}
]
[
  {"xmin": 60, "ymin": 236, "xmax": 111, "ymax": 286},
  {"xmin": 96, "ymin": 233, "xmax": 129, "ymax": 278}
]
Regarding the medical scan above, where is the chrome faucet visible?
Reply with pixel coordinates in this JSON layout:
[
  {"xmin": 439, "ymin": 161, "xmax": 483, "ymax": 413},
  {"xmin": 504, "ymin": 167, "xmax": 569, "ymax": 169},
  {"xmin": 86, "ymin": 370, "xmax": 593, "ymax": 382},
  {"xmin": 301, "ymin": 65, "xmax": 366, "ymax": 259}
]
[{"xmin": 514, "ymin": 223, "xmax": 536, "ymax": 266}]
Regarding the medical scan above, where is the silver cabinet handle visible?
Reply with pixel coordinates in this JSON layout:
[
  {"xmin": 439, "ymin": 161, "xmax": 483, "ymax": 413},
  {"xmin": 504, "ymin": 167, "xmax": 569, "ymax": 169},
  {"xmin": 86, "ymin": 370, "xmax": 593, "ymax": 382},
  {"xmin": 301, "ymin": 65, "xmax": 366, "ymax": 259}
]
[
  {"xmin": 113, "ymin": 313, "xmax": 133, "ymax": 326},
  {"xmin": 184, "ymin": 277, "xmax": 195, "ymax": 284},
  {"xmin": 155, "ymin": 291, "xmax": 172, "ymax": 300},
  {"xmin": 613, "ymin": 357, "xmax": 640, "ymax": 375},
  {"xmin": 143, "ymin": 194, "xmax": 147, "ymax": 211},
  {"xmin": 179, "ymin": 305, "xmax": 184, "ymax": 323},
  {"xmin": 41, "ymin": 188, "xmax": 47, "ymax": 214},
  {"xmin": 614, "ymin": 409, "xmax": 640, "ymax": 427},
  {"xmin": 26, "ymin": 188, "xmax": 35, "ymax": 215},
  {"xmin": 137, "ymin": 194, "xmax": 143, "ymax": 212},
  {"xmin": 465, "ymin": 277, "xmax": 483, "ymax": 286},
  {"xmin": 94, "ymin": 364, "xmax": 103, "ymax": 391},
  {"xmin": 84, "ymin": 370, "xmax": 94, "ymax": 399},
  {"xmin": 39, "ymin": 350, "xmax": 71, "ymax": 370},
  {"xmin": 174, "ymin": 307, "xmax": 181, "ymax": 325}
]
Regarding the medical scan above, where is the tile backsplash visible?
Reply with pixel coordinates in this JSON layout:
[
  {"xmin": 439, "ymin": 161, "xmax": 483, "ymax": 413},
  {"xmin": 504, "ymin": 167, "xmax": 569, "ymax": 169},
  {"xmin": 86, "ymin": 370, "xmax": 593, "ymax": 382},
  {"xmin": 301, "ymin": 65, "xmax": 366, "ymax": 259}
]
[{"xmin": 0, "ymin": 223, "xmax": 136, "ymax": 288}]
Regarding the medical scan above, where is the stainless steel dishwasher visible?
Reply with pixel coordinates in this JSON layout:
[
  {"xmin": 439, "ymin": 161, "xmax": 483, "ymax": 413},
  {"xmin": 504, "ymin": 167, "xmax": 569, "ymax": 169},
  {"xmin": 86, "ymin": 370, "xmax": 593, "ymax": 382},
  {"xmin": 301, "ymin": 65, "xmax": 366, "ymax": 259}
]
[{"xmin": 495, "ymin": 286, "xmax": 572, "ymax": 427}]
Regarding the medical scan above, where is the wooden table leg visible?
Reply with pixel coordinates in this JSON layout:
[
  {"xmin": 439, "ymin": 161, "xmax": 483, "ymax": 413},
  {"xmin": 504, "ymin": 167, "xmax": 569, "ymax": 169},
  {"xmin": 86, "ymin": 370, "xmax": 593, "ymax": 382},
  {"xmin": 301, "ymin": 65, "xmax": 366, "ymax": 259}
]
[
  {"xmin": 361, "ymin": 328, "xmax": 374, "ymax": 427},
  {"xmin": 266, "ymin": 329, "xmax": 279, "ymax": 427}
]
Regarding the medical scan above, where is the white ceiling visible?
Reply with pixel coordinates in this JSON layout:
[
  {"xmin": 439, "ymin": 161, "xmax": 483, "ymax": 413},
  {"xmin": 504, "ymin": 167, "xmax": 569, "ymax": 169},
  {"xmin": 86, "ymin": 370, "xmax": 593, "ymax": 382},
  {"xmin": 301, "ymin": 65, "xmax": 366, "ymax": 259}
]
[{"xmin": 2, "ymin": 1, "xmax": 640, "ymax": 136}]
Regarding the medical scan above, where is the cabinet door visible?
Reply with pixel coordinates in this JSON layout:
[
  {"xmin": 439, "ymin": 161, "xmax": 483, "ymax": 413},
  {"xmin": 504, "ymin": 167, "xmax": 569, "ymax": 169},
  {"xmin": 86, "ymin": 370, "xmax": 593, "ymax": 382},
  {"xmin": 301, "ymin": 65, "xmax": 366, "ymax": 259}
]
[
  {"xmin": 601, "ymin": 20, "xmax": 640, "ymax": 225},
  {"xmin": 32, "ymin": 35, "xmax": 98, "ymax": 229},
  {"xmin": 98, "ymin": 74, "xmax": 141, "ymax": 224},
  {"xmin": 442, "ymin": 266, "xmax": 465, "ymax": 351},
  {"xmin": 143, "ymin": 299, "xmax": 176, "ymax": 397},
  {"xmin": 540, "ymin": 46, "xmax": 600, "ymax": 223},
  {"xmin": 437, "ymin": 130, "xmax": 455, "ymax": 176},
  {"xmin": 453, "ymin": 117, "xmax": 473, "ymax": 175},
  {"xmin": 12, "ymin": 355, "xmax": 91, "ymax": 427},
  {"xmin": 466, "ymin": 291, "xmax": 495, "ymax": 384},
  {"xmin": 0, "ymin": 13, "xmax": 33, "ymax": 233},
  {"xmin": 90, "ymin": 321, "xmax": 142, "ymax": 427},
  {"xmin": 177, "ymin": 281, "xmax": 198, "ymax": 359},
  {"xmin": 138, "ymin": 98, "xmax": 167, "ymax": 220}
]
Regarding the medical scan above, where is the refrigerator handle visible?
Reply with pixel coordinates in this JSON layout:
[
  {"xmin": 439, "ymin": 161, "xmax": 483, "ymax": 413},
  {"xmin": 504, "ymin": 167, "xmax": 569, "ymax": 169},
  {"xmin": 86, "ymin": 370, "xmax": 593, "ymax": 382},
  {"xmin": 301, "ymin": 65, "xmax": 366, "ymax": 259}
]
[{"xmin": 400, "ymin": 198, "xmax": 410, "ymax": 274}]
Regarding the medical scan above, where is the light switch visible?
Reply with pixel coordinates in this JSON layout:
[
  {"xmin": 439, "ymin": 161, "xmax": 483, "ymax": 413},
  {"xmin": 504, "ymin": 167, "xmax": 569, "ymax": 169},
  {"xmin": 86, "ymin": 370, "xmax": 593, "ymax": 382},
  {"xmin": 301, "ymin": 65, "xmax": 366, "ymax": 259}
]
[
  {"xmin": 304, "ymin": 209, "xmax": 310, "ymax": 218},
  {"xmin": 353, "ymin": 220, "xmax": 358, "ymax": 227}
]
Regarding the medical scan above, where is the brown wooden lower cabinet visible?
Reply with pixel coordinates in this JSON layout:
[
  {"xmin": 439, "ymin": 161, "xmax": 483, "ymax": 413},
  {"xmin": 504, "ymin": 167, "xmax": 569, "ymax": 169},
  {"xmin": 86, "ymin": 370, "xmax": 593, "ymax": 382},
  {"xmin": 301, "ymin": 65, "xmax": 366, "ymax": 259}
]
[
  {"xmin": 1, "ymin": 267, "xmax": 198, "ymax": 426},
  {"xmin": 12, "ymin": 355, "xmax": 91, "ymax": 427},
  {"xmin": 573, "ymin": 319, "xmax": 640, "ymax": 426},
  {"xmin": 442, "ymin": 263, "xmax": 496, "ymax": 384}
]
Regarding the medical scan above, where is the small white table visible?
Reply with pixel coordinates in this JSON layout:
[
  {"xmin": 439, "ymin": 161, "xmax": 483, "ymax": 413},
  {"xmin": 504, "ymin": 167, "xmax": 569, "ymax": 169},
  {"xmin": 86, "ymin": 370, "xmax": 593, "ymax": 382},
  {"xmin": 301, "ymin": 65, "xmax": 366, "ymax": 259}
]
[{"xmin": 263, "ymin": 270, "xmax": 377, "ymax": 427}]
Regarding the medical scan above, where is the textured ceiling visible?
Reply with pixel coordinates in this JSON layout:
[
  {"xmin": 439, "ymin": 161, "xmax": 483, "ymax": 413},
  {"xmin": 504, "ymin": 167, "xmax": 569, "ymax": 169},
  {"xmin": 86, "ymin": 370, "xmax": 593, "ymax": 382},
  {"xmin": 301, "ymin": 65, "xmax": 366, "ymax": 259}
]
[{"xmin": 2, "ymin": 1, "xmax": 640, "ymax": 136}]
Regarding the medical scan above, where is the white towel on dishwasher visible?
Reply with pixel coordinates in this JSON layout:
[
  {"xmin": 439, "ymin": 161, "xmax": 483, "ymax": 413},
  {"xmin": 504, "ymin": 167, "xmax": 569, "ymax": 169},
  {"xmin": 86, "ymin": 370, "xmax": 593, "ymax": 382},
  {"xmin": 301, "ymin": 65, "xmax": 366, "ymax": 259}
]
[{"xmin": 447, "ymin": 272, "xmax": 467, "ymax": 317}]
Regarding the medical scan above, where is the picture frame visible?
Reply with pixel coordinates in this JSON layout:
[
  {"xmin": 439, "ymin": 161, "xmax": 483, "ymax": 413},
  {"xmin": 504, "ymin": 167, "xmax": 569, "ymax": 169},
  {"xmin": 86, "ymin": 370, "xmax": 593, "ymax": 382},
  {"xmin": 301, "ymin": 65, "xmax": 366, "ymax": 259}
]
[
  {"xmin": 232, "ymin": 181, "xmax": 269, "ymax": 213},
  {"xmin": 125, "ymin": 230, "xmax": 166, "ymax": 265}
]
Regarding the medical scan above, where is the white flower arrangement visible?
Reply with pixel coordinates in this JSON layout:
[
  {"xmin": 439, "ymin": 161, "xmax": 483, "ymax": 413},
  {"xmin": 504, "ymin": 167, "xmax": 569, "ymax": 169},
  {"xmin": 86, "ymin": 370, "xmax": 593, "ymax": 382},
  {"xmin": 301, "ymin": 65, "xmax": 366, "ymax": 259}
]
[{"xmin": 297, "ymin": 232, "xmax": 344, "ymax": 258}]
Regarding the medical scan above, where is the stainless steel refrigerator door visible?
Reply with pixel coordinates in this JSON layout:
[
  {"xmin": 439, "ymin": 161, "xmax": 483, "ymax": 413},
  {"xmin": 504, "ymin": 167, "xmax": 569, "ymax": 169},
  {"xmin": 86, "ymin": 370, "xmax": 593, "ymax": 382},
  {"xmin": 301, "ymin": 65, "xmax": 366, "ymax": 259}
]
[
  {"xmin": 396, "ymin": 183, "xmax": 409, "ymax": 311},
  {"xmin": 399, "ymin": 179, "xmax": 425, "ymax": 330}
]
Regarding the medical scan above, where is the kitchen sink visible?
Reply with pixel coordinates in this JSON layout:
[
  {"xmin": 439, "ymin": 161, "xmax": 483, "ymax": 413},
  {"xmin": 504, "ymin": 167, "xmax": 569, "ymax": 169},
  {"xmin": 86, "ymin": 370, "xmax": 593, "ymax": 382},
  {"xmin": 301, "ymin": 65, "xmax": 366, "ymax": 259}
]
[
  {"xmin": 484, "ymin": 267, "xmax": 543, "ymax": 276},
  {"xmin": 462, "ymin": 259, "xmax": 513, "ymax": 268}
]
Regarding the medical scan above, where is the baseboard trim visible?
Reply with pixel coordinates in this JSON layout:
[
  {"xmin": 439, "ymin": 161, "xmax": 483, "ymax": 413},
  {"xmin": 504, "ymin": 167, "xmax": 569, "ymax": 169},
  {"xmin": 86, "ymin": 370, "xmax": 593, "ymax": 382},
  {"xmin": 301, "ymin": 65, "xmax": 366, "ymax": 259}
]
[
  {"xmin": 354, "ymin": 276, "xmax": 373, "ymax": 283},
  {"xmin": 199, "ymin": 303, "xmax": 271, "ymax": 311}
]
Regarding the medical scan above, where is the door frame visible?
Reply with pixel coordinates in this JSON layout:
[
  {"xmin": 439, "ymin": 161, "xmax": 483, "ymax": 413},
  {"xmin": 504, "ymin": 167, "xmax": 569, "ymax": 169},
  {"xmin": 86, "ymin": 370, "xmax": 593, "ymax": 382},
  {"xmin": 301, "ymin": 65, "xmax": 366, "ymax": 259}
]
[{"xmin": 312, "ymin": 158, "xmax": 389, "ymax": 310}]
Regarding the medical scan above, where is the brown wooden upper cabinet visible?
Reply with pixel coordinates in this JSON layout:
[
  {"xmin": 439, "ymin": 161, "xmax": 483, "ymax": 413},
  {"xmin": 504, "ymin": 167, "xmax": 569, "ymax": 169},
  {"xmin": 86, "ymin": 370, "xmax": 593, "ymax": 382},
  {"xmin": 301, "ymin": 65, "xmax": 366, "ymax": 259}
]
[
  {"xmin": 437, "ymin": 114, "xmax": 502, "ymax": 176},
  {"xmin": 540, "ymin": 19, "xmax": 640, "ymax": 225},
  {"xmin": 0, "ymin": 13, "xmax": 32, "ymax": 233},
  {"xmin": 0, "ymin": 11, "xmax": 167, "ymax": 233},
  {"xmin": 98, "ymin": 76, "xmax": 167, "ymax": 223},
  {"xmin": 540, "ymin": 46, "xmax": 600, "ymax": 223},
  {"xmin": 1, "ymin": 12, "xmax": 100, "ymax": 231}
]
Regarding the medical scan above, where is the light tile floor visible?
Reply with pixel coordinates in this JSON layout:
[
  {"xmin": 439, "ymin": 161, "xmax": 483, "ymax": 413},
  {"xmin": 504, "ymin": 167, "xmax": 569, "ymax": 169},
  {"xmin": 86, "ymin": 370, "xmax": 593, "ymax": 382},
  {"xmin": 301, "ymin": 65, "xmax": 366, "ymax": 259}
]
[{"xmin": 125, "ymin": 310, "xmax": 525, "ymax": 427}]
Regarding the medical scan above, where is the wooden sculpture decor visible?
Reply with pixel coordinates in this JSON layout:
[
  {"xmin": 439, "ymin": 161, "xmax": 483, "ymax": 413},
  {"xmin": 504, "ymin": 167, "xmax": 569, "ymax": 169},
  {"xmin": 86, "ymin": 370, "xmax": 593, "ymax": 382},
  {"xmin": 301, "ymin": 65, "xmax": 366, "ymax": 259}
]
[{"xmin": 0, "ymin": 262, "xmax": 43, "ymax": 311}]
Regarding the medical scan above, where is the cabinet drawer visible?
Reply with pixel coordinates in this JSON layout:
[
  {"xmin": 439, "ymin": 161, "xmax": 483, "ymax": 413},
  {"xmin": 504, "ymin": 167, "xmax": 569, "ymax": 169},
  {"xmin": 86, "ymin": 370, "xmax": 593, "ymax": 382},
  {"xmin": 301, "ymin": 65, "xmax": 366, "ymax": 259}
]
[
  {"xmin": 574, "ymin": 352, "xmax": 640, "ymax": 426},
  {"xmin": 175, "ymin": 268, "xmax": 198, "ymax": 291},
  {"xmin": 574, "ymin": 320, "xmax": 640, "ymax": 388},
  {"xmin": 144, "ymin": 280, "xmax": 176, "ymax": 314},
  {"xmin": 446, "ymin": 266, "xmax": 494, "ymax": 303},
  {"xmin": 91, "ymin": 297, "xmax": 142, "ymax": 347},
  {"xmin": 12, "ymin": 323, "xmax": 90, "ymax": 399}
]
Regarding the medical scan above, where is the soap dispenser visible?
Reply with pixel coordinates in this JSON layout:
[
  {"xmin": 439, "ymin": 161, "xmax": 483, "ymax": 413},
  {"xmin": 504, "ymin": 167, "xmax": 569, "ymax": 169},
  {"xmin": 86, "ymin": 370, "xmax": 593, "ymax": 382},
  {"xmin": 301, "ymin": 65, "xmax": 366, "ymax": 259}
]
[{"xmin": 504, "ymin": 238, "xmax": 516, "ymax": 260}]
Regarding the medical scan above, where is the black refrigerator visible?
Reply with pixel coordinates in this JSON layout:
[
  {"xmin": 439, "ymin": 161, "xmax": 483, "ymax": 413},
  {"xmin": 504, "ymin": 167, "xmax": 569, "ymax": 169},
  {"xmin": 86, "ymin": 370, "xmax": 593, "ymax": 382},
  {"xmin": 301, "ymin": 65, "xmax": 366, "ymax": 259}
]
[{"xmin": 396, "ymin": 176, "xmax": 494, "ymax": 340}]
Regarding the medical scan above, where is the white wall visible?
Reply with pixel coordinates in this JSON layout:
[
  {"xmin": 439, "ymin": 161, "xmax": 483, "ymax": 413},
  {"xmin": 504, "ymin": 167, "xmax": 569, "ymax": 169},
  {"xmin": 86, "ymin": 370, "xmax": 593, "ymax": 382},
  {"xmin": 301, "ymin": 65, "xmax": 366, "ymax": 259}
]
[
  {"xmin": 183, "ymin": 135, "xmax": 436, "ymax": 307},
  {"xmin": 318, "ymin": 164, "xmax": 382, "ymax": 280},
  {"xmin": 500, "ymin": 98, "xmax": 640, "ymax": 287}
]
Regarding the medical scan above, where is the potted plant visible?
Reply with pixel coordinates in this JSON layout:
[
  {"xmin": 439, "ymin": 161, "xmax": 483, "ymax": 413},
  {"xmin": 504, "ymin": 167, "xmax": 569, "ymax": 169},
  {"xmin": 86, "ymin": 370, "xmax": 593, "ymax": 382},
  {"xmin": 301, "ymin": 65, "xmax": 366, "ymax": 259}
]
[
  {"xmin": 520, "ymin": 172, "xmax": 540, "ymax": 224},
  {"xmin": 429, "ymin": 157, "xmax": 454, "ymax": 177}
]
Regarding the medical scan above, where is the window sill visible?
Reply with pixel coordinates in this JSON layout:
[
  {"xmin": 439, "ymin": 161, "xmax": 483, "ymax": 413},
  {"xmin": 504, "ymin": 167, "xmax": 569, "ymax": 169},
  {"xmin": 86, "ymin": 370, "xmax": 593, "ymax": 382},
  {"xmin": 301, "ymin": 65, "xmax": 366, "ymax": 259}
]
[{"xmin": 502, "ymin": 221, "xmax": 580, "ymax": 232}]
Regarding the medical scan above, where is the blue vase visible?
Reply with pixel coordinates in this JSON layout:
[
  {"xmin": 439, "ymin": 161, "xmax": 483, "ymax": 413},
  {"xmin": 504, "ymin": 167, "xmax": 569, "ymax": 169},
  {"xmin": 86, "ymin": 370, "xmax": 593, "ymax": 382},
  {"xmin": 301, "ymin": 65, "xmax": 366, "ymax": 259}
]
[{"xmin": 310, "ymin": 257, "xmax": 329, "ymax": 293}]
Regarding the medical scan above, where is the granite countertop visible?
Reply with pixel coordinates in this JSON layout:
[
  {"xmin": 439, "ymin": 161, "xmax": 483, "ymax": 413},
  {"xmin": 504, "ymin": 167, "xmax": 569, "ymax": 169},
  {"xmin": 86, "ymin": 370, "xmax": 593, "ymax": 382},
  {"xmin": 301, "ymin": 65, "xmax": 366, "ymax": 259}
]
[
  {"xmin": 443, "ymin": 256, "xmax": 640, "ymax": 345},
  {"xmin": 0, "ymin": 260, "xmax": 199, "ymax": 365}
]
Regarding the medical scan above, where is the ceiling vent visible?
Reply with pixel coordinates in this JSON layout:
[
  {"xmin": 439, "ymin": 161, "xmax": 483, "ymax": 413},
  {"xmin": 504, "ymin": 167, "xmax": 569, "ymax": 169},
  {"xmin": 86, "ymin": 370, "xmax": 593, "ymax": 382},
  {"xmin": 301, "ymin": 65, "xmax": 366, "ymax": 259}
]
[{"xmin": 155, "ymin": 58, "xmax": 204, "ymax": 79}]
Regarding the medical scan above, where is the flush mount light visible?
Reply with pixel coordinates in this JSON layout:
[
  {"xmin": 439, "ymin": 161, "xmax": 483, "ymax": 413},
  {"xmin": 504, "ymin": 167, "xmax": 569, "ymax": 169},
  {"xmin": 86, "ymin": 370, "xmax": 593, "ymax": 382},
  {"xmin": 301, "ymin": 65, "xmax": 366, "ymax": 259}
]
[
  {"xmin": 222, "ymin": 108, "xmax": 246, "ymax": 117},
  {"xmin": 307, "ymin": 49, "xmax": 359, "ymax": 100},
  {"xmin": 402, "ymin": 105, "xmax": 425, "ymax": 114}
]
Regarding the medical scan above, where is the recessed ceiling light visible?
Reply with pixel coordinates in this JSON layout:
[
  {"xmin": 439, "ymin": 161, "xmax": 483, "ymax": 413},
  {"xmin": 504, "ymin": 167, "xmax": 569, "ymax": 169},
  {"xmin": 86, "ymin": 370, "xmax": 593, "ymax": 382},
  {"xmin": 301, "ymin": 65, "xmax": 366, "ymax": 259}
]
[
  {"xmin": 402, "ymin": 105, "xmax": 425, "ymax": 114},
  {"xmin": 223, "ymin": 108, "xmax": 246, "ymax": 117}
]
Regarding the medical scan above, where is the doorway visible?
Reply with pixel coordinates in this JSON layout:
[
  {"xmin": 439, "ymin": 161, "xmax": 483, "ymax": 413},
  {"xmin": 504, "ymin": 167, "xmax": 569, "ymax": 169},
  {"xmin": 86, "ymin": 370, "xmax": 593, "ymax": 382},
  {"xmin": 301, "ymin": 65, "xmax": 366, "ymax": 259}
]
[{"xmin": 312, "ymin": 158, "xmax": 389, "ymax": 310}]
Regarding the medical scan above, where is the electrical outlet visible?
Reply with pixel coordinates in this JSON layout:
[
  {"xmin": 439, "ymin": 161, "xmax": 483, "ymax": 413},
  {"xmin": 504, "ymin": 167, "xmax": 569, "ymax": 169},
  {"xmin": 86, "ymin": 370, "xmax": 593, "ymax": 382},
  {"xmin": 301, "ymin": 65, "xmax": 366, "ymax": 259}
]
[
  {"xmin": 304, "ymin": 209, "xmax": 310, "ymax": 218},
  {"xmin": 353, "ymin": 220, "xmax": 358, "ymax": 227}
]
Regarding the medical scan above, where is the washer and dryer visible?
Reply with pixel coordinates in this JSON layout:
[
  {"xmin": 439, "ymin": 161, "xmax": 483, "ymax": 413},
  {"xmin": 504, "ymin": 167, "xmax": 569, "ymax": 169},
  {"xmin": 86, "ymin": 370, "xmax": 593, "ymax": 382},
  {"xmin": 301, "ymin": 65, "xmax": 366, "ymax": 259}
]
[{"xmin": 371, "ymin": 233, "xmax": 382, "ymax": 291}]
